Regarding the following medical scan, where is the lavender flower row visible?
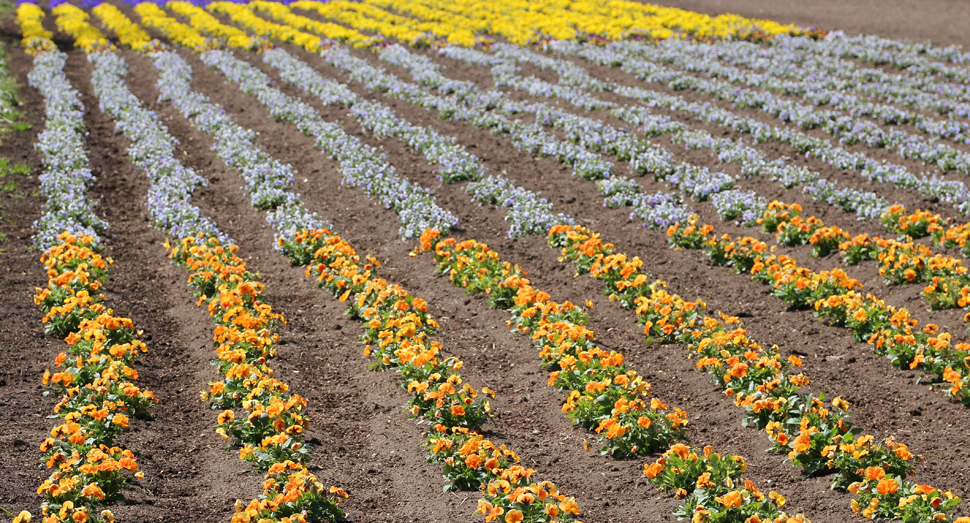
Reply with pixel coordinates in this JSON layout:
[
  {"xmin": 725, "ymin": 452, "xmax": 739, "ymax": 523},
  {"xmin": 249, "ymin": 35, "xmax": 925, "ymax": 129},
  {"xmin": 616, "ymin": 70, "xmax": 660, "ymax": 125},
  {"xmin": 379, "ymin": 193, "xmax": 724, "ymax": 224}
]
[
  {"xmin": 89, "ymin": 50, "xmax": 227, "ymax": 244},
  {"xmin": 524, "ymin": 41, "xmax": 958, "ymax": 216},
  {"xmin": 322, "ymin": 45, "xmax": 613, "ymax": 180},
  {"xmin": 151, "ymin": 51, "xmax": 295, "ymax": 210},
  {"xmin": 710, "ymin": 189, "xmax": 766, "ymax": 226},
  {"xmin": 423, "ymin": 45, "xmax": 863, "ymax": 217},
  {"xmin": 581, "ymin": 41, "xmax": 970, "ymax": 174},
  {"xmin": 788, "ymin": 33, "xmax": 970, "ymax": 83},
  {"xmin": 312, "ymin": 45, "xmax": 583, "ymax": 237},
  {"xmin": 597, "ymin": 176, "xmax": 695, "ymax": 228},
  {"xmin": 199, "ymin": 49, "xmax": 457, "ymax": 240},
  {"xmin": 30, "ymin": 50, "xmax": 106, "ymax": 250},
  {"xmin": 466, "ymin": 174, "xmax": 572, "ymax": 237},
  {"xmin": 438, "ymin": 44, "xmax": 894, "ymax": 219},
  {"xmin": 662, "ymin": 37, "xmax": 970, "ymax": 121},
  {"xmin": 148, "ymin": 49, "xmax": 327, "ymax": 250},
  {"xmin": 613, "ymin": 39, "xmax": 970, "ymax": 146},
  {"xmin": 355, "ymin": 44, "xmax": 713, "ymax": 227},
  {"xmin": 261, "ymin": 47, "xmax": 484, "ymax": 183},
  {"xmin": 317, "ymin": 42, "xmax": 691, "ymax": 233},
  {"xmin": 387, "ymin": 45, "xmax": 739, "ymax": 200}
]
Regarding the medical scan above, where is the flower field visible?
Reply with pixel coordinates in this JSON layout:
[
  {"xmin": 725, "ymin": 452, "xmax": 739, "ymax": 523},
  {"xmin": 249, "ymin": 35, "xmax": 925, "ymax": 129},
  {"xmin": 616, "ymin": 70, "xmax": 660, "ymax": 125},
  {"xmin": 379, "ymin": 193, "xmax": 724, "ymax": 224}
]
[{"xmin": 1, "ymin": 0, "xmax": 970, "ymax": 522}]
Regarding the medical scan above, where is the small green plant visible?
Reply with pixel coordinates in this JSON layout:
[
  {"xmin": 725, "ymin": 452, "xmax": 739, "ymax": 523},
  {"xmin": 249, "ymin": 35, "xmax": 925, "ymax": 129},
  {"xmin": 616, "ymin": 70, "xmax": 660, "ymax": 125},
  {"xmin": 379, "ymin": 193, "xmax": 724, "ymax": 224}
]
[{"xmin": 9, "ymin": 162, "xmax": 30, "ymax": 175}]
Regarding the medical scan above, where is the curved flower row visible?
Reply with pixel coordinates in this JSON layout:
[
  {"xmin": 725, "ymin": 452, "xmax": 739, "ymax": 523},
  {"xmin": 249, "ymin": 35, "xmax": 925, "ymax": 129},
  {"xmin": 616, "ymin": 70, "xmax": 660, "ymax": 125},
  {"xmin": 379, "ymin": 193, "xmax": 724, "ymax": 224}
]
[
  {"xmin": 15, "ymin": 18, "xmax": 154, "ymax": 522},
  {"xmin": 197, "ymin": 47, "xmax": 457, "ymax": 240},
  {"xmin": 91, "ymin": 10, "xmax": 587, "ymax": 520},
  {"xmin": 562, "ymin": 41, "xmax": 970, "ymax": 176},
  {"xmin": 423, "ymin": 231, "xmax": 805, "ymax": 523},
  {"xmin": 549, "ymin": 224, "xmax": 966, "ymax": 523},
  {"xmin": 541, "ymin": 41, "xmax": 970, "ymax": 214},
  {"xmin": 260, "ymin": 45, "xmax": 485, "ymax": 184},
  {"xmin": 277, "ymin": 226, "xmax": 584, "ymax": 523},
  {"xmin": 618, "ymin": 40, "xmax": 970, "ymax": 147},
  {"xmin": 57, "ymin": 6, "xmax": 351, "ymax": 519},
  {"xmin": 358, "ymin": 0, "xmax": 808, "ymax": 45},
  {"xmin": 788, "ymin": 206, "xmax": 970, "ymax": 311},
  {"xmin": 654, "ymin": 38, "xmax": 970, "ymax": 124},
  {"xmin": 429, "ymin": 43, "xmax": 889, "ymax": 219}
]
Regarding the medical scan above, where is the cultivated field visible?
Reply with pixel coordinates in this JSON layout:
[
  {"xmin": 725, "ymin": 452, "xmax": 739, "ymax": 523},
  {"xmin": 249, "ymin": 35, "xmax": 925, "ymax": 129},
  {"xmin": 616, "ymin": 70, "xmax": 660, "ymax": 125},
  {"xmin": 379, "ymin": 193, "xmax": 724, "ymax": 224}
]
[{"xmin": 2, "ymin": 1, "xmax": 970, "ymax": 523}]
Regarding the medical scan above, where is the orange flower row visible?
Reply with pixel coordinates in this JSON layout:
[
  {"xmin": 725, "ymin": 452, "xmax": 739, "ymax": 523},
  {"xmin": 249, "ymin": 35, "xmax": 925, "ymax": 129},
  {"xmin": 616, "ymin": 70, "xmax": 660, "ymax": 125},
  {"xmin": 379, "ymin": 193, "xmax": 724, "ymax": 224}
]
[
  {"xmin": 281, "ymin": 228, "xmax": 581, "ymax": 523},
  {"xmin": 736, "ymin": 204, "xmax": 970, "ymax": 404},
  {"xmin": 642, "ymin": 444, "xmax": 806, "ymax": 522},
  {"xmin": 165, "ymin": 235, "xmax": 348, "ymax": 523},
  {"xmin": 430, "ymin": 232, "xmax": 688, "ymax": 458},
  {"xmin": 26, "ymin": 233, "xmax": 156, "ymax": 523},
  {"xmin": 550, "ymin": 223, "xmax": 965, "ymax": 522},
  {"xmin": 424, "ymin": 228, "xmax": 807, "ymax": 522},
  {"xmin": 766, "ymin": 203, "xmax": 970, "ymax": 313}
]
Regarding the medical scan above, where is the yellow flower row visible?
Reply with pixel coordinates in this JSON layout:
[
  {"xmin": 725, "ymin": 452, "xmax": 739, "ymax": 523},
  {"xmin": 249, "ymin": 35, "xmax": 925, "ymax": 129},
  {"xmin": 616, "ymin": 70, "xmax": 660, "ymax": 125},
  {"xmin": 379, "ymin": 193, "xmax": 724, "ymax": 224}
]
[
  {"xmin": 15, "ymin": 2, "xmax": 54, "ymax": 52},
  {"xmin": 134, "ymin": 3, "xmax": 215, "ymax": 52},
  {"xmin": 206, "ymin": 1, "xmax": 321, "ymax": 52},
  {"xmin": 289, "ymin": 0, "xmax": 457, "ymax": 47},
  {"xmin": 51, "ymin": 3, "xmax": 115, "ymax": 53},
  {"xmin": 167, "ymin": 1, "xmax": 256, "ymax": 51},
  {"xmin": 159, "ymin": 0, "xmax": 807, "ymax": 49},
  {"xmin": 91, "ymin": 4, "xmax": 153, "ymax": 52},
  {"xmin": 364, "ymin": 0, "xmax": 491, "ymax": 35},
  {"xmin": 251, "ymin": 1, "xmax": 379, "ymax": 49},
  {"xmin": 357, "ymin": 0, "xmax": 806, "ymax": 46}
]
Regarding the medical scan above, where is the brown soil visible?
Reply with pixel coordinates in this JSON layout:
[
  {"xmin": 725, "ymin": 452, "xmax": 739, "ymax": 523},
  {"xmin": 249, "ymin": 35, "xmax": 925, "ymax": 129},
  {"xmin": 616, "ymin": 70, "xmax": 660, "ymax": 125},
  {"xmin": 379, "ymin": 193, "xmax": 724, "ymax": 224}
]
[{"xmin": 1, "ymin": 2, "xmax": 970, "ymax": 523}]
